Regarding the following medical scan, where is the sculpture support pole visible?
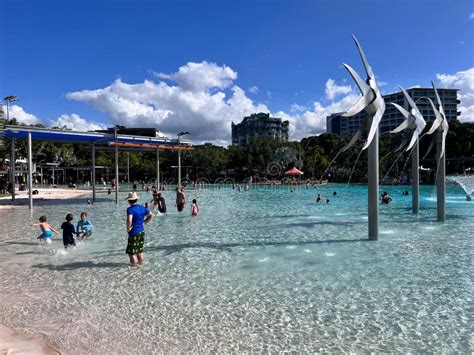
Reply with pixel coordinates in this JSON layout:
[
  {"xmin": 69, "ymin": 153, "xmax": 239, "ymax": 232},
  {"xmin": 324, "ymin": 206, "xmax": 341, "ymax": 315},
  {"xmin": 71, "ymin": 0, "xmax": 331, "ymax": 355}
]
[
  {"xmin": 436, "ymin": 131, "xmax": 446, "ymax": 222},
  {"xmin": 10, "ymin": 138, "xmax": 16, "ymax": 202},
  {"xmin": 27, "ymin": 132, "xmax": 33, "ymax": 210},
  {"xmin": 412, "ymin": 139, "xmax": 419, "ymax": 214},
  {"xmin": 368, "ymin": 126, "xmax": 379, "ymax": 240}
]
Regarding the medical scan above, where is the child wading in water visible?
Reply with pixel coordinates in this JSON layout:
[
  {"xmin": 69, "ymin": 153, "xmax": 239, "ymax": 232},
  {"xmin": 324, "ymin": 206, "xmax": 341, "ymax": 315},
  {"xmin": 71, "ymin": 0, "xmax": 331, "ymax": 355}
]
[
  {"xmin": 61, "ymin": 214, "xmax": 78, "ymax": 249},
  {"xmin": 191, "ymin": 199, "xmax": 199, "ymax": 216},
  {"xmin": 34, "ymin": 215, "xmax": 59, "ymax": 243},
  {"xmin": 76, "ymin": 212, "xmax": 93, "ymax": 240}
]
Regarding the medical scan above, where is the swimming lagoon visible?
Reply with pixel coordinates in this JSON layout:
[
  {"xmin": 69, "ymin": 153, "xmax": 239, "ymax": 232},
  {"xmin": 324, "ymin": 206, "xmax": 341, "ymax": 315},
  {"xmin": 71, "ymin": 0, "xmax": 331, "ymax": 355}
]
[{"xmin": 0, "ymin": 184, "xmax": 472, "ymax": 353}]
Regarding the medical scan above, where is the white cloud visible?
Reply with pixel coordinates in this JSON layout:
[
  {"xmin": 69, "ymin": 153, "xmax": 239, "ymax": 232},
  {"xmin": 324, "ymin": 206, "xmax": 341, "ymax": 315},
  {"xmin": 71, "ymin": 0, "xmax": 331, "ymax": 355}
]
[
  {"xmin": 290, "ymin": 104, "xmax": 307, "ymax": 113},
  {"xmin": 153, "ymin": 61, "xmax": 237, "ymax": 92},
  {"xmin": 437, "ymin": 67, "xmax": 474, "ymax": 122},
  {"xmin": 248, "ymin": 86, "xmax": 259, "ymax": 94},
  {"xmin": 8, "ymin": 105, "xmax": 41, "ymax": 125},
  {"xmin": 469, "ymin": 13, "xmax": 474, "ymax": 19},
  {"xmin": 325, "ymin": 79, "xmax": 352, "ymax": 100},
  {"xmin": 277, "ymin": 93, "xmax": 360, "ymax": 140},
  {"xmin": 67, "ymin": 65, "xmax": 268, "ymax": 143},
  {"xmin": 50, "ymin": 114, "xmax": 107, "ymax": 131}
]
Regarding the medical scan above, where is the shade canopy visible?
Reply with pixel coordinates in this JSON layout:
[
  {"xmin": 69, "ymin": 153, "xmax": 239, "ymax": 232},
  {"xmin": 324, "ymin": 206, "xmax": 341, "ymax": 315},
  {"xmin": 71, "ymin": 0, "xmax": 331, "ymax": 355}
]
[{"xmin": 284, "ymin": 167, "xmax": 304, "ymax": 175}]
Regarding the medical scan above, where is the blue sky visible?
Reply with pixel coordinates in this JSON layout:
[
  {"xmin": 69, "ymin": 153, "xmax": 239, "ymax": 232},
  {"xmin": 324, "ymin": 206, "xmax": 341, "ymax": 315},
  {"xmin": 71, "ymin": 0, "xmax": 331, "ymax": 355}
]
[{"xmin": 1, "ymin": 0, "xmax": 473, "ymax": 144}]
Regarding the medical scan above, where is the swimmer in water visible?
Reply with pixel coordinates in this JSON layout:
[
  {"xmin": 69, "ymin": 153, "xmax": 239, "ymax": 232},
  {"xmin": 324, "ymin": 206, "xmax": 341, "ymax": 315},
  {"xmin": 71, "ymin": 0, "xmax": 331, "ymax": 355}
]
[
  {"xmin": 191, "ymin": 198, "xmax": 199, "ymax": 216},
  {"xmin": 316, "ymin": 194, "xmax": 323, "ymax": 203},
  {"xmin": 34, "ymin": 215, "xmax": 59, "ymax": 243},
  {"xmin": 381, "ymin": 191, "xmax": 392, "ymax": 204}
]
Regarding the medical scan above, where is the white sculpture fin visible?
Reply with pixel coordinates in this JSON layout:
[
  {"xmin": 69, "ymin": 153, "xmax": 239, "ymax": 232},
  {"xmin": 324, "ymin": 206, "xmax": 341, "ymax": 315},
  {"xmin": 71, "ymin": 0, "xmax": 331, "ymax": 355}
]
[
  {"xmin": 342, "ymin": 90, "xmax": 375, "ymax": 117},
  {"xmin": 400, "ymin": 87, "xmax": 418, "ymax": 113},
  {"xmin": 352, "ymin": 34, "xmax": 374, "ymax": 78},
  {"xmin": 426, "ymin": 98, "xmax": 443, "ymax": 135},
  {"xmin": 391, "ymin": 102, "xmax": 411, "ymax": 120},
  {"xmin": 432, "ymin": 81, "xmax": 445, "ymax": 118},
  {"xmin": 405, "ymin": 132, "xmax": 419, "ymax": 152},
  {"xmin": 440, "ymin": 120, "xmax": 449, "ymax": 158},
  {"xmin": 362, "ymin": 108, "xmax": 383, "ymax": 150},
  {"xmin": 342, "ymin": 63, "xmax": 370, "ymax": 94}
]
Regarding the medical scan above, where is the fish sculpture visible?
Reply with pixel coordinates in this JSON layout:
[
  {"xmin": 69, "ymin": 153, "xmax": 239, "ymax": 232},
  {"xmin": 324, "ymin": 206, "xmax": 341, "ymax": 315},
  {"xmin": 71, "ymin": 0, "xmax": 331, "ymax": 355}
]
[
  {"xmin": 390, "ymin": 87, "xmax": 426, "ymax": 151},
  {"xmin": 423, "ymin": 81, "xmax": 449, "ymax": 159},
  {"xmin": 341, "ymin": 35, "xmax": 386, "ymax": 152}
]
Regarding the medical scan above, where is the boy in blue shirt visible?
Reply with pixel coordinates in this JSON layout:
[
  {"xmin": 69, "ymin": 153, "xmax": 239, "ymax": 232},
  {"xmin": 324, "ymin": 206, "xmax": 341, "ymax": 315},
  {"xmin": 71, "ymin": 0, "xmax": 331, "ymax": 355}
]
[{"xmin": 77, "ymin": 212, "xmax": 93, "ymax": 240}]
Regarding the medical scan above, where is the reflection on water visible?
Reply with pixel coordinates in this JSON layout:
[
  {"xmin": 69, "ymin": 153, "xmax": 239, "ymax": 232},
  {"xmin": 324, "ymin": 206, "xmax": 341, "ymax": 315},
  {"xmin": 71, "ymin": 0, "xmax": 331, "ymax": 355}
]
[{"xmin": 0, "ymin": 184, "xmax": 472, "ymax": 353}]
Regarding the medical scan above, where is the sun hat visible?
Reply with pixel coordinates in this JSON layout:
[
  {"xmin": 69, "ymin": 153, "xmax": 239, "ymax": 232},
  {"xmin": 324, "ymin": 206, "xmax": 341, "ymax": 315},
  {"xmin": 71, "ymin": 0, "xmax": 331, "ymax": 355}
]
[{"xmin": 127, "ymin": 192, "xmax": 139, "ymax": 201}]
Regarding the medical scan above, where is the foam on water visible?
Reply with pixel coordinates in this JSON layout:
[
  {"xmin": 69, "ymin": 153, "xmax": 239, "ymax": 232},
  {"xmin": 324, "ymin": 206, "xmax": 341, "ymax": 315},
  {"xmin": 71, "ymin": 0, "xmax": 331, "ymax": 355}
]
[{"xmin": 0, "ymin": 184, "xmax": 472, "ymax": 353}]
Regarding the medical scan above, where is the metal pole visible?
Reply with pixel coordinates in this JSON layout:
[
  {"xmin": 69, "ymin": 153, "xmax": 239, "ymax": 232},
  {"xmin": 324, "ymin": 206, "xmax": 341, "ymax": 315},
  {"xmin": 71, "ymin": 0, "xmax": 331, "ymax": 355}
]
[
  {"xmin": 436, "ymin": 131, "xmax": 446, "ymax": 222},
  {"xmin": 92, "ymin": 143, "xmax": 96, "ymax": 202},
  {"xmin": 127, "ymin": 152, "xmax": 130, "ymax": 184},
  {"xmin": 115, "ymin": 146, "xmax": 119, "ymax": 203},
  {"xmin": 40, "ymin": 167, "xmax": 43, "ymax": 186},
  {"xmin": 412, "ymin": 139, "xmax": 419, "ymax": 214},
  {"xmin": 178, "ymin": 149, "xmax": 181, "ymax": 188},
  {"xmin": 368, "ymin": 127, "xmax": 379, "ymax": 240},
  {"xmin": 156, "ymin": 148, "xmax": 160, "ymax": 189},
  {"xmin": 27, "ymin": 132, "xmax": 33, "ymax": 210},
  {"xmin": 10, "ymin": 138, "xmax": 15, "ymax": 201}
]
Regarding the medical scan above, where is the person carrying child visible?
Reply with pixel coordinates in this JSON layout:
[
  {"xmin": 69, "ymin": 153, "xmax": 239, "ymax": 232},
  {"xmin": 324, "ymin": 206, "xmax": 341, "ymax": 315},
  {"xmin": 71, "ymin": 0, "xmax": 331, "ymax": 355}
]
[
  {"xmin": 76, "ymin": 212, "xmax": 93, "ymax": 240},
  {"xmin": 62, "ymin": 214, "xmax": 78, "ymax": 249},
  {"xmin": 34, "ymin": 215, "xmax": 59, "ymax": 243}
]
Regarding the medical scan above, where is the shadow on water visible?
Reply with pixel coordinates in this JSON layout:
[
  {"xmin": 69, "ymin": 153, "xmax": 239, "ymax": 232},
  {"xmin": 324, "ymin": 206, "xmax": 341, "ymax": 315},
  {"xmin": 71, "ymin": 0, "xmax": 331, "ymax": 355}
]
[
  {"xmin": 147, "ymin": 238, "xmax": 369, "ymax": 256},
  {"xmin": 32, "ymin": 261, "xmax": 128, "ymax": 271},
  {"xmin": 3, "ymin": 241, "xmax": 43, "ymax": 246},
  {"xmin": 267, "ymin": 221, "xmax": 360, "ymax": 229},
  {"xmin": 90, "ymin": 238, "xmax": 370, "ymax": 257}
]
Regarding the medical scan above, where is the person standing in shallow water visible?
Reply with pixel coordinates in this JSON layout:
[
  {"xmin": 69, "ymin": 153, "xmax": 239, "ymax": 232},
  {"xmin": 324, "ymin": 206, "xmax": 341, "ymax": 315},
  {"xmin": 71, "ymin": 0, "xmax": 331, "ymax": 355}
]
[
  {"xmin": 126, "ymin": 192, "xmax": 153, "ymax": 267},
  {"xmin": 176, "ymin": 187, "xmax": 185, "ymax": 212}
]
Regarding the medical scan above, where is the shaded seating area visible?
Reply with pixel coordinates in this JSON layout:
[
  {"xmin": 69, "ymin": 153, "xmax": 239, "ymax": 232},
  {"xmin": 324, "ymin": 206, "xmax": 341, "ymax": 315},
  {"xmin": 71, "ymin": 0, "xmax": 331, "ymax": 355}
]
[{"xmin": 0, "ymin": 125, "xmax": 193, "ymax": 209}]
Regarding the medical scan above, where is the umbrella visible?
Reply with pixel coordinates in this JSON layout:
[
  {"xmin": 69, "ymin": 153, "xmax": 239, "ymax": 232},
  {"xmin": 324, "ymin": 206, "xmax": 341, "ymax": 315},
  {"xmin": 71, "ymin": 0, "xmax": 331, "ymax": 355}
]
[{"xmin": 284, "ymin": 167, "xmax": 304, "ymax": 175}]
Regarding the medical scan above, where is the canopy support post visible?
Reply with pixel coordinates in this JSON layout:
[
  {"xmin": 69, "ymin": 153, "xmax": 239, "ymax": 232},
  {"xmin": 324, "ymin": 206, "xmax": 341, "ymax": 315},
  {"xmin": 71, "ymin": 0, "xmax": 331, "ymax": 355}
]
[
  {"xmin": 27, "ymin": 132, "xmax": 33, "ymax": 210},
  {"xmin": 10, "ymin": 138, "xmax": 15, "ymax": 202}
]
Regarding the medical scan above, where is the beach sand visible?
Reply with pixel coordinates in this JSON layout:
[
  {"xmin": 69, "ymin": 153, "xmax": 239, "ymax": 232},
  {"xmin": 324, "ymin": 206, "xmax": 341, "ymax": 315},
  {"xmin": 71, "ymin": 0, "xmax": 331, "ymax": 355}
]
[
  {"xmin": 0, "ymin": 325, "xmax": 61, "ymax": 355},
  {"xmin": 0, "ymin": 188, "xmax": 91, "ymax": 210}
]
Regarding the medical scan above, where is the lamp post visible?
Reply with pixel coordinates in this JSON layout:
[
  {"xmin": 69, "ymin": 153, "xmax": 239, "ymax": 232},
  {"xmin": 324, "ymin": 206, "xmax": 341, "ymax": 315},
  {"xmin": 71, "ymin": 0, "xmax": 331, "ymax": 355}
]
[
  {"xmin": 177, "ymin": 131, "xmax": 190, "ymax": 188},
  {"xmin": 3, "ymin": 96, "xmax": 19, "ymax": 121}
]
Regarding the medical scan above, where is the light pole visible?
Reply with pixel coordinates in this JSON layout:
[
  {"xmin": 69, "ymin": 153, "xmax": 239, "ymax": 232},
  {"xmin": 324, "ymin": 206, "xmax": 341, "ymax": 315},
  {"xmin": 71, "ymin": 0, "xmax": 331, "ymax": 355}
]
[
  {"xmin": 177, "ymin": 131, "xmax": 190, "ymax": 188},
  {"xmin": 3, "ymin": 96, "xmax": 19, "ymax": 121}
]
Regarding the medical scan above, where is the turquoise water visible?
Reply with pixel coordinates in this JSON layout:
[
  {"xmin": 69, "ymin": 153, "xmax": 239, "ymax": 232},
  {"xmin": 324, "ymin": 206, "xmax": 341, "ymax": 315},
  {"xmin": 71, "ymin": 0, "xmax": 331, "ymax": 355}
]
[{"xmin": 0, "ymin": 184, "xmax": 472, "ymax": 353}]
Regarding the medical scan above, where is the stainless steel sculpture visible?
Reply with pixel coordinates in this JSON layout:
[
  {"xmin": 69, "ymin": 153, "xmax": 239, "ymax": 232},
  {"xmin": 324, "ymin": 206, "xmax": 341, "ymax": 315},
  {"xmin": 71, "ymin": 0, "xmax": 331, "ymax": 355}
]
[
  {"xmin": 390, "ymin": 87, "xmax": 426, "ymax": 214},
  {"xmin": 424, "ymin": 82, "xmax": 449, "ymax": 221},
  {"xmin": 341, "ymin": 35, "xmax": 386, "ymax": 240}
]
